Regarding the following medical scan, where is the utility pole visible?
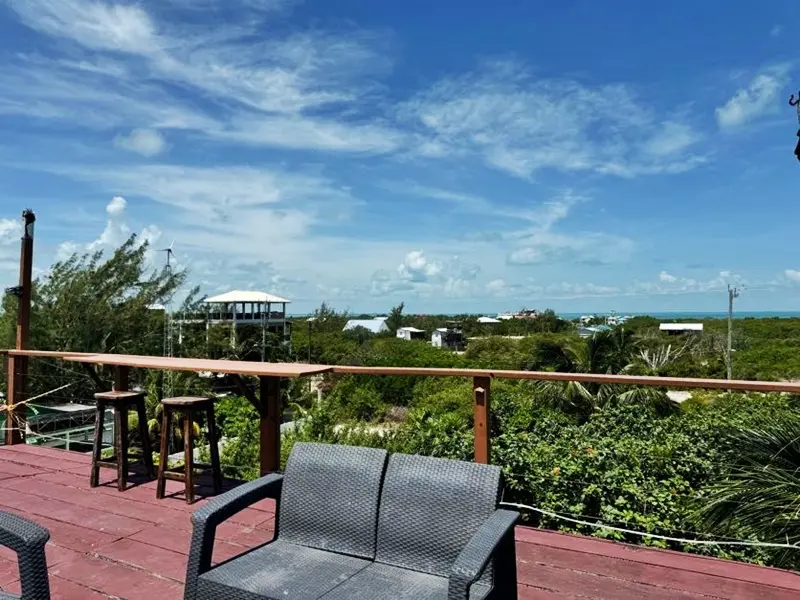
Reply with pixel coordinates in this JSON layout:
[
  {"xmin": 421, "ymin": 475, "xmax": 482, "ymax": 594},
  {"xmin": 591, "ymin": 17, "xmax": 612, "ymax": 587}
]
[
  {"xmin": 5, "ymin": 210, "xmax": 35, "ymax": 445},
  {"xmin": 160, "ymin": 240, "xmax": 175, "ymax": 397},
  {"xmin": 307, "ymin": 319, "xmax": 312, "ymax": 363},
  {"xmin": 727, "ymin": 284, "xmax": 740, "ymax": 380}
]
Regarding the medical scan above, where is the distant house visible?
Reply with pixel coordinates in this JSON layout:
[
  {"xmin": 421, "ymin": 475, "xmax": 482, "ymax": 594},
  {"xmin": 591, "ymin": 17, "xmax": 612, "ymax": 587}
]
[
  {"xmin": 477, "ymin": 316, "xmax": 501, "ymax": 324},
  {"xmin": 343, "ymin": 319, "xmax": 389, "ymax": 334},
  {"xmin": 396, "ymin": 326, "xmax": 425, "ymax": 341},
  {"xmin": 659, "ymin": 323, "xmax": 703, "ymax": 335},
  {"xmin": 577, "ymin": 324, "xmax": 612, "ymax": 338},
  {"xmin": 432, "ymin": 326, "xmax": 465, "ymax": 350}
]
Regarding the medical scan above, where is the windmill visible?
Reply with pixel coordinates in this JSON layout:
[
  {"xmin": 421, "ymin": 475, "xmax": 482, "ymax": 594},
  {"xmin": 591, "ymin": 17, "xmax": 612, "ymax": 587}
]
[{"xmin": 160, "ymin": 240, "xmax": 176, "ymax": 397}]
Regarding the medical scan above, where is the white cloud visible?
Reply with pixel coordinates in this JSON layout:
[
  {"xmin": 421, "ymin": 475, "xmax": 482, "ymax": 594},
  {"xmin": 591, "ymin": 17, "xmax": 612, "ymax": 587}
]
[
  {"xmin": 644, "ymin": 122, "xmax": 700, "ymax": 157},
  {"xmin": 486, "ymin": 279, "xmax": 509, "ymax": 297},
  {"xmin": 7, "ymin": 0, "xmax": 158, "ymax": 54},
  {"xmin": 0, "ymin": 218, "xmax": 19, "ymax": 244},
  {"xmin": 397, "ymin": 251, "xmax": 443, "ymax": 282},
  {"xmin": 785, "ymin": 269, "xmax": 800, "ymax": 282},
  {"xmin": 114, "ymin": 129, "xmax": 167, "ymax": 156},
  {"xmin": 2, "ymin": 0, "xmax": 396, "ymax": 155},
  {"xmin": 505, "ymin": 192, "xmax": 633, "ymax": 266},
  {"xmin": 715, "ymin": 65, "xmax": 791, "ymax": 129},
  {"xmin": 400, "ymin": 59, "xmax": 705, "ymax": 178},
  {"xmin": 659, "ymin": 271, "xmax": 677, "ymax": 283},
  {"xmin": 770, "ymin": 25, "xmax": 782, "ymax": 38},
  {"xmin": 106, "ymin": 196, "xmax": 127, "ymax": 216}
]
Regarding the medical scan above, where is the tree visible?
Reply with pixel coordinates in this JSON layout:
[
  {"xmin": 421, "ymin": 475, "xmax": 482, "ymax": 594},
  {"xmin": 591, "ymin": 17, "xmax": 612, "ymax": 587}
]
[
  {"xmin": 695, "ymin": 415, "xmax": 800, "ymax": 567},
  {"xmin": 386, "ymin": 301, "xmax": 404, "ymax": 334},
  {"xmin": 533, "ymin": 329, "xmax": 674, "ymax": 417},
  {"xmin": 0, "ymin": 234, "xmax": 186, "ymax": 400}
]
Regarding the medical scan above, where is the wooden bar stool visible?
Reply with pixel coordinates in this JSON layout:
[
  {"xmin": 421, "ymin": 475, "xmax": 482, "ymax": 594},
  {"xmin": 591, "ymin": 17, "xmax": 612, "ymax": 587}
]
[
  {"xmin": 91, "ymin": 390, "xmax": 155, "ymax": 491},
  {"xmin": 156, "ymin": 396, "xmax": 222, "ymax": 504}
]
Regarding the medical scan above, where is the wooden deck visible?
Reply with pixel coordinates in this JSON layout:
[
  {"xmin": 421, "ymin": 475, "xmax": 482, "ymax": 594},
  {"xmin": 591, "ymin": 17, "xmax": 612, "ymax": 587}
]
[{"xmin": 0, "ymin": 446, "xmax": 798, "ymax": 599}]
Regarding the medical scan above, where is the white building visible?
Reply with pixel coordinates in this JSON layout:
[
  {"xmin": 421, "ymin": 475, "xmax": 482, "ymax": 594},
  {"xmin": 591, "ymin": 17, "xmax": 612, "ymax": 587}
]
[
  {"xmin": 432, "ymin": 327, "xmax": 465, "ymax": 350},
  {"xmin": 343, "ymin": 319, "xmax": 390, "ymax": 334},
  {"xmin": 396, "ymin": 326, "xmax": 425, "ymax": 341},
  {"xmin": 478, "ymin": 316, "xmax": 501, "ymax": 324},
  {"xmin": 659, "ymin": 323, "xmax": 703, "ymax": 335},
  {"xmin": 201, "ymin": 290, "xmax": 291, "ymax": 339}
]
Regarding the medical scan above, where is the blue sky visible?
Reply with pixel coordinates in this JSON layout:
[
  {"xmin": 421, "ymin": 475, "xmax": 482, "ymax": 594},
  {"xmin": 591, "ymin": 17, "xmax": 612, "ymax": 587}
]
[{"xmin": 0, "ymin": 0, "xmax": 799, "ymax": 314}]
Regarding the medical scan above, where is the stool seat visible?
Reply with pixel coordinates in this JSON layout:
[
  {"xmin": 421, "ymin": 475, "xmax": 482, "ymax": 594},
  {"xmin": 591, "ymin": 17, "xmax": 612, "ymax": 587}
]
[
  {"xmin": 160, "ymin": 396, "xmax": 212, "ymax": 407},
  {"xmin": 94, "ymin": 390, "xmax": 145, "ymax": 402}
]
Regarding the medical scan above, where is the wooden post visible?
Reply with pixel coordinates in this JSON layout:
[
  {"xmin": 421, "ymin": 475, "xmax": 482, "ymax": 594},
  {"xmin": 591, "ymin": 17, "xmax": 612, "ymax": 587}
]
[
  {"xmin": 259, "ymin": 375, "xmax": 281, "ymax": 475},
  {"xmin": 5, "ymin": 210, "xmax": 35, "ymax": 445},
  {"xmin": 113, "ymin": 366, "xmax": 129, "ymax": 392},
  {"xmin": 473, "ymin": 376, "xmax": 491, "ymax": 464}
]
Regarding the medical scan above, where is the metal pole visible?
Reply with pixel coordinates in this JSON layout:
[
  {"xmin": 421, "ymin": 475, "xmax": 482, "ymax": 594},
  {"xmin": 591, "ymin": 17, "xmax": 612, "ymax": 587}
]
[
  {"xmin": 727, "ymin": 285, "xmax": 739, "ymax": 380},
  {"xmin": 307, "ymin": 319, "xmax": 312, "ymax": 363},
  {"xmin": 5, "ymin": 210, "xmax": 35, "ymax": 445}
]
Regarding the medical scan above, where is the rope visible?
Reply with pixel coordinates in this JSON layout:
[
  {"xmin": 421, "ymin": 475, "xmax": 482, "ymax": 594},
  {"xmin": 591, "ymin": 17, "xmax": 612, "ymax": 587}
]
[{"xmin": 500, "ymin": 501, "xmax": 800, "ymax": 550}]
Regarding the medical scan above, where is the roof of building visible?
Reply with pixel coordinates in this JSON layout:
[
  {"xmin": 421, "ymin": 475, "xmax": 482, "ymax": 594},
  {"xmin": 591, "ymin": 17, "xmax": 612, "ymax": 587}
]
[
  {"xmin": 659, "ymin": 323, "xmax": 704, "ymax": 331},
  {"xmin": 203, "ymin": 290, "xmax": 290, "ymax": 304},
  {"xmin": 343, "ymin": 319, "xmax": 389, "ymax": 333},
  {"xmin": 398, "ymin": 326, "xmax": 425, "ymax": 332},
  {"xmin": 478, "ymin": 316, "xmax": 501, "ymax": 324}
]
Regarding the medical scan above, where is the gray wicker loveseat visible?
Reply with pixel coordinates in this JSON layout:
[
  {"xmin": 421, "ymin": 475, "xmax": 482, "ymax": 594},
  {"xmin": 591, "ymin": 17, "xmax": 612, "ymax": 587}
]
[
  {"xmin": 185, "ymin": 442, "xmax": 518, "ymax": 600},
  {"xmin": 0, "ymin": 511, "xmax": 50, "ymax": 600}
]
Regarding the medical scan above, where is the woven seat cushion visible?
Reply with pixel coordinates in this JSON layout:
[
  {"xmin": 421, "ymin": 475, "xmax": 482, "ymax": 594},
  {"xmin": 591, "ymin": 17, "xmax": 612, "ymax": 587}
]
[
  {"xmin": 197, "ymin": 540, "xmax": 369, "ymax": 600},
  {"xmin": 318, "ymin": 563, "xmax": 491, "ymax": 600},
  {"xmin": 375, "ymin": 454, "xmax": 501, "ymax": 583},
  {"xmin": 277, "ymin": 442, "xmax": 387, "ymax": 559}
]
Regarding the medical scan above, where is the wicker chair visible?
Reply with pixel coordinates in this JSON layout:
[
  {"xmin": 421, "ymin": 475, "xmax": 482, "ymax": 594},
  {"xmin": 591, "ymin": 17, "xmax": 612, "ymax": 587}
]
[
  {"xmin": 184, "ymin": 442, "xmax": 518, "ymax": 600},
  {"xmin": 0, "ymin": 512, "xmax": 50, "ymax": 600}
]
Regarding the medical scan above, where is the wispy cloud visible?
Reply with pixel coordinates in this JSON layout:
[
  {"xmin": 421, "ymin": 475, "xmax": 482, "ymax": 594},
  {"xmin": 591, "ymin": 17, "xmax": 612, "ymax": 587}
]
[
  {"xmin": 399, "ymin": 59, "xmax": 705, "ymax": 179},
  {"xmin": 3, "ymin": 0, "xmax": 395, "ymax": 154},
  {"xmin": 114, "ymin": 129, "xmax": 167, "ymax": 157},
  {"xmin": 715, "ymin": 64, "xmax": 792, "ymax": 129}
]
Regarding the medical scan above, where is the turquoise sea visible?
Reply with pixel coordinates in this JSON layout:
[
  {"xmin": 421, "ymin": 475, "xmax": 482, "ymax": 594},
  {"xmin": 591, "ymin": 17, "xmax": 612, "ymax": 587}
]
[{"xmin": 557, "ymin": 311, "xmax": 800, "ymax": 320}]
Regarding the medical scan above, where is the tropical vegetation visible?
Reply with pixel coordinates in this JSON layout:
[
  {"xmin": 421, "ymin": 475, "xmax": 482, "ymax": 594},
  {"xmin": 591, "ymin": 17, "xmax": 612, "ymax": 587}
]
[{"xmin": 1, "ymin": 235, "xmax": 799, "ymax": 570}]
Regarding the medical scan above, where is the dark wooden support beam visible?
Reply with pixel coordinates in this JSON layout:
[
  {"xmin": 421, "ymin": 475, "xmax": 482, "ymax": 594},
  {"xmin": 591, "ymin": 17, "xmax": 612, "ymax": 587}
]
[
  {"xmin": 5, "ymin": 210, "xmax": 35, "ymax": 445},
  {"xmin": 473, "ymin": 376, "xmax": 491, "ymax": 464},
  {"xmin": 4, "ymin": 355, "xmax": 22, "ymax": 445},
  {"xmin": 259, "ymin": 375, "xmax": 281, "ymax": 475},
  {"xmin": 113, "ymin": 366, "xmax": 129, "ymax": 392}
]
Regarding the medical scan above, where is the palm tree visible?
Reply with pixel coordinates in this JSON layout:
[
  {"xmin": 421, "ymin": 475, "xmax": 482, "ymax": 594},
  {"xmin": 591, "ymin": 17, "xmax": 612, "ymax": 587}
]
[
  {"xmin": 534, "ymin": 329, "xmax": 677, "ymax": 417},
  {"xmin": 534, "ymin": 330, "xmax": 628, "ymax": 416},
  {"xmin": 695, "ymin": 415, "xmax": 800, "ymax": 565}
]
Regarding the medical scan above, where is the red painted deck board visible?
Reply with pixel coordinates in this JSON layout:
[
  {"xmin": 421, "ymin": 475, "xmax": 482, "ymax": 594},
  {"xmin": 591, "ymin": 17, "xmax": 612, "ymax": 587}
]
[{"xmin": 0, "ymin": 445, "xmax": 798, "ymax": 599}]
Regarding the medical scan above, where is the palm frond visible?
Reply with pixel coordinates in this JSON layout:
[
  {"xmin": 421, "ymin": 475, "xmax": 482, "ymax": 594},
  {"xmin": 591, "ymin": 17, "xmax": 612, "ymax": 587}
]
[{"xmin": 695, "ymin": 415, "xmax": 800, "ymax": 557}]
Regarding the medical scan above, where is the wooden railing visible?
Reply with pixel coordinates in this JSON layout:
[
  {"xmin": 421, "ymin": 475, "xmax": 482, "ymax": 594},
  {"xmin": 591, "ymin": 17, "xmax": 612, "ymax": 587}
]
[
  {"xmin": 331, "ymin": 366, "xmax": 800, "ymax": 464},
  {"xmin": 5, "ymin": 350, "xmax": 800, "ymax": 470}
]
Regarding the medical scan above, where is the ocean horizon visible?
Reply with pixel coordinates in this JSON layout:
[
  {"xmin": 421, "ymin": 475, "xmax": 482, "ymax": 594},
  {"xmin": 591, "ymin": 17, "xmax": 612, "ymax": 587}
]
[{"xmin": 289, "ymin": 310, "xmax": 800, "ymax": 320}]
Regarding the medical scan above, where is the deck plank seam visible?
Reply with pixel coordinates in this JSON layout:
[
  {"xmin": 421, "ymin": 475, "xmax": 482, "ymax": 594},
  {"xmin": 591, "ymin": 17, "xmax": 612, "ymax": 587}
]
[
  {"xmin": 521, "ymin": 559, "xmax": 730, "ymax": 600},
  {"xmin": 516, "ymin": 538, "xmax": 800, "ymax": 590}
]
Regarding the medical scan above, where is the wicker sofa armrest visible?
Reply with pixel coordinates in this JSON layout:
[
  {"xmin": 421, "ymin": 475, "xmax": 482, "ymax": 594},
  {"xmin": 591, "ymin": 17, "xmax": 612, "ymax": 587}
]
[
  {"xmin": 184, "ymin": 474, "xmax": 283, "ymax": 600},
  {"xmin": 448, "ymin": 509, "xmax": 518, "ymax": 600},
  {"xmin": 0, "ymin": 511, "xmax": 50, "ymax": 600}
]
